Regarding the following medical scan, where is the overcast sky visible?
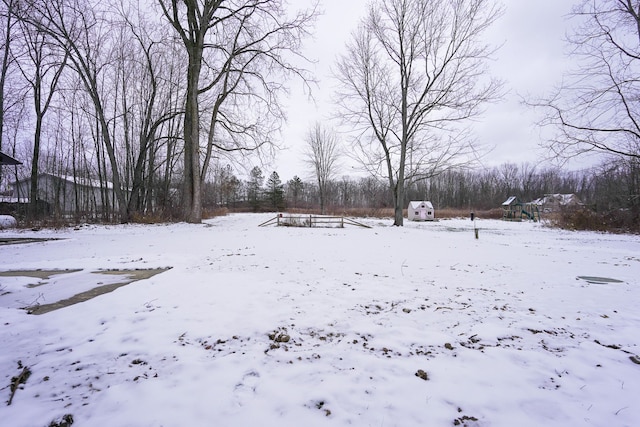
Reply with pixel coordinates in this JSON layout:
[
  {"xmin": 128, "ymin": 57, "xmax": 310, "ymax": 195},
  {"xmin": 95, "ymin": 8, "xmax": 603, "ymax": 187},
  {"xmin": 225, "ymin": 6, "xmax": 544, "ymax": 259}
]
[{"xmin": 272, "ymin": 0, "xmax": 580, "ymax": 181}]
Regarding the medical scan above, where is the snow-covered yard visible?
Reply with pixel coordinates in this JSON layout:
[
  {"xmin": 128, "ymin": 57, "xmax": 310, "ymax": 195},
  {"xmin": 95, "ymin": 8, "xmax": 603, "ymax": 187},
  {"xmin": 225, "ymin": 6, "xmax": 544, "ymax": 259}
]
[{"xmin": 1, "ymin": 213, "xmax": 639, "ymax": 426}]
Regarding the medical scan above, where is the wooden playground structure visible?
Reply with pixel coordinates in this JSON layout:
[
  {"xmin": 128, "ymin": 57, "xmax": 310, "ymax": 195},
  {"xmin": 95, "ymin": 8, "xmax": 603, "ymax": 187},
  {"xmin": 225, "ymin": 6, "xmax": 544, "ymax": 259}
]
[{"xmin": 502, "ymin": 196, "xmax": 540, "ymax": 222}]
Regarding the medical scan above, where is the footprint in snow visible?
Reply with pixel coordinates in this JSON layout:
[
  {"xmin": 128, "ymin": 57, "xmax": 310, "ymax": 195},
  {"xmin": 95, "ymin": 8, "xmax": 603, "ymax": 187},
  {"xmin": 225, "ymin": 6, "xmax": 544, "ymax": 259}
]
[{"xmin": 233, "ymin": 370, "xmax": 260, "ymax": 406}]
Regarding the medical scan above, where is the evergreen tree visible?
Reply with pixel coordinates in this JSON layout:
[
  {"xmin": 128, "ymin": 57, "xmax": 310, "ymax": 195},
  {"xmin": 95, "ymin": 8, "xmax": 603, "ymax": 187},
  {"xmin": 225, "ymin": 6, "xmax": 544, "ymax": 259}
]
[
  {"xmin": 247, "ymin": 166, "xmax": 264, "ymax": 212},
  {"xmin": 287, "ymin": 176, "xmax": 304, "ymax": 208},
  {"xmin": 265, "ymin": 171, "xmax": 285, "ymax": 211}
]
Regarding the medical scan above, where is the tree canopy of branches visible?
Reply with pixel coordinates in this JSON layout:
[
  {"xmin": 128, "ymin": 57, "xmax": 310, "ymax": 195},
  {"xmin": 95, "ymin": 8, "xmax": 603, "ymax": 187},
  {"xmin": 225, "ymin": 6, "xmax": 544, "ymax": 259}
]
[
  {"xmin": 159, "ymin": 0, "xmax": 317, "ymax": 223},
  {"xmin": 335, "ymin": 0, "xmax": 503, "ymax": 225},
  {"xmin": 534, "ymin": 0, "xmax": 640, "ymax": 161}
]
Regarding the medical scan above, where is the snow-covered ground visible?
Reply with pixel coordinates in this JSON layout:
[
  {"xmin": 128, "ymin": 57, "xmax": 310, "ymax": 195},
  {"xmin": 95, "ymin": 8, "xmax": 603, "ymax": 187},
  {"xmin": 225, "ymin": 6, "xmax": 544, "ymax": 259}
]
[{"xmin": 1, "ymin": 213, "xmax": 639, "ymax": 427}]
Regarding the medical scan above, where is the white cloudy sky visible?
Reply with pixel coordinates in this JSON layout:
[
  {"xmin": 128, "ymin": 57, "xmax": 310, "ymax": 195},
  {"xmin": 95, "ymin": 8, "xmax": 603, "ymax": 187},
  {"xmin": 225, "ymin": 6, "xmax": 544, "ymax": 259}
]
[{"xmin": 272, "ymin": 0, "xmax": 583, "ymax": 181}]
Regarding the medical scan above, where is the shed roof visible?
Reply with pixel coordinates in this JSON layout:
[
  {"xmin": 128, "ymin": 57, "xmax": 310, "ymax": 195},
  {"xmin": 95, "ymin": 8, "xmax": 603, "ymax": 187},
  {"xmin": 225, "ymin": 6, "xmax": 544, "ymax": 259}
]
[
  {"xmin": 531, "ymin": 193, "xmax": 582, "ymax": 206},
  {"xmin": 409, "ymin": 201, "xmax": 433, "ymax": 209},
  {"xmin": 0, "ymin": 151, "xmax": 21, "ymax": 166},
  {"xmin": 502, "ymin": 196, "xmax": 521, "ymax": 206}
]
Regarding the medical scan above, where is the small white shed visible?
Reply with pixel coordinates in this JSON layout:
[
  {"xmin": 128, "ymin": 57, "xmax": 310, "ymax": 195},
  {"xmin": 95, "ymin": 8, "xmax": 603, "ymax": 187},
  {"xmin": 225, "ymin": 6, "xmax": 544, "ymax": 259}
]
[{"xmin": 407, "ymin": 201, "xmax": 435, "ymax": 221}]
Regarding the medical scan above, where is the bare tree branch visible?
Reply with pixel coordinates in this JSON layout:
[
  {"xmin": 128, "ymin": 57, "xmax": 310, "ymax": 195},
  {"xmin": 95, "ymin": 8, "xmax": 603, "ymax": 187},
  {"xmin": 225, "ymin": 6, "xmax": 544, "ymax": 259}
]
[
  {"xmin": 531, "ymin": 0, "xmax": 640, "ymax": 162},
  {"xmin": 304, "ymin": 122, "xmax": 341, "ymax": 214}
]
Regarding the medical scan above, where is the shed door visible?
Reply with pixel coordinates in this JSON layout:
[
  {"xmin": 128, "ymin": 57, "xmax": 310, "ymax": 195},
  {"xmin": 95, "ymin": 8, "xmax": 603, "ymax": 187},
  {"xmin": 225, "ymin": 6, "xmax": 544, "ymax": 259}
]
[{"xmin": 420, "ymin": 210, "xmax": 427, "ymax": 220}]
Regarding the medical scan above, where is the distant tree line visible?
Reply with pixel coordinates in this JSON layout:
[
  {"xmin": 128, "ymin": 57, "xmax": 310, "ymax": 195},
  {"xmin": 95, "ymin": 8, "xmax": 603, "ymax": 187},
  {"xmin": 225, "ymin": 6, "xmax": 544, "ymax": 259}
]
[{"xmin": 204, "ymin": 159, "xmax": 639, "ymax": 223}]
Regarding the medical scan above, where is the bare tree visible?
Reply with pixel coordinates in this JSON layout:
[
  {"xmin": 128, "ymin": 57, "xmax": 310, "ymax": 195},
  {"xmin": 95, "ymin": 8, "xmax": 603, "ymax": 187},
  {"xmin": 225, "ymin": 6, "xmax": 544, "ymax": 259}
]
[
  {"xmin": 115, "ymin": 4, "xmax": 183, "ymax": 219},
  {"xmin": 15, "ymin": 19, "xmax": 68, "ymax": 219},
  {"xmin": 304, "ymin": 122, "xmax": 340, "ymax": 214},
  {"xmin": 335, "ymin": 0, "xmax": 502, "ymax": 225},
  {"xmin": 533, "ymin": 0, "xmax": 640, "ymax": 161},
  {"xmin": 159, "ymin": 0, "xmax": 317, "ymax": 223},
  {"xmin": 0, "ymin": 0, "xmax": 16, "ymax": 151},
  {"xmin": 0, "ymin": 0, "xmax": 22, "ymax": 186},
  {"xmin": 157, "ymin": 0, "xmax": 224, "ymax": 223}
]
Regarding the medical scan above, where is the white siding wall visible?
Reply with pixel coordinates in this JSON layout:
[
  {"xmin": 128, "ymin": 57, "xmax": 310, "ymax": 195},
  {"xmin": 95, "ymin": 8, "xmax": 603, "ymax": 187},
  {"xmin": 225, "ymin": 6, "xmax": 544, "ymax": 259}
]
[{"xmin": 12, "ymin": 174, "xmax": 117, "ymax": 214}]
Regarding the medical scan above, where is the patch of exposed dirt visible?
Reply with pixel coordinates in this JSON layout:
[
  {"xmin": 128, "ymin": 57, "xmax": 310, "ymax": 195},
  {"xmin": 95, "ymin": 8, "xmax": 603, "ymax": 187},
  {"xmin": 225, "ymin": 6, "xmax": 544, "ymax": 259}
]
[
  {"xmin": 0, "ymin": 237, "xmax": 62, "ymax": 246},
  {"xmin": 0, "ymin": 268, "xmax": 171, "ymax": 315},
  {"xmin": 92, "ymin": 268, "xmax": 170, "ymax": 281}
]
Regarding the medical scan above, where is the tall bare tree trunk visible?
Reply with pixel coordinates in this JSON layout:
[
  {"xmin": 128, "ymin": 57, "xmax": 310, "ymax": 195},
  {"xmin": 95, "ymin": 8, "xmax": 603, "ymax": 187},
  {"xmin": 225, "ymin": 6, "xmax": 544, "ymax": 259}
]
[
  {"xmin": 17, "ymin": 22, "xmax": 68, "ymax": 221},
  {"xmin": 183, "ymin": 51, "xmax": 202, "ymax": 222},
  {"xmin": 159, "ymin": 0, "xmax": 223, "ymax": 223},
  {"xmin": 0, "ymin": 0, "xmax": 17, "ymax": 185}
]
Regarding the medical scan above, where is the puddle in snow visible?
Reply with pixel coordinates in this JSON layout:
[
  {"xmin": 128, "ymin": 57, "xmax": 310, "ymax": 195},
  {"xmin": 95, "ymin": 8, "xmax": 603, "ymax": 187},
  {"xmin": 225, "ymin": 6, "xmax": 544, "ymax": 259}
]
[
  {"xmin": 0, "ymin": 237, "xmax": 62, "ymax": 245},
  {"xmin": 576, "ymin": 276, "xmax": 625, "ymax": 284}
]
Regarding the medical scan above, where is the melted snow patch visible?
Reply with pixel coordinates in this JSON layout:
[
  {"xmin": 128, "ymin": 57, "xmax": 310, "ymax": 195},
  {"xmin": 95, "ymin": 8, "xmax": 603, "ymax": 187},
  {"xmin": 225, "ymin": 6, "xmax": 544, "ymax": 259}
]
[{"xmin": 576, "ymin": 276, "xmax": 624, "ymax": 284}]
